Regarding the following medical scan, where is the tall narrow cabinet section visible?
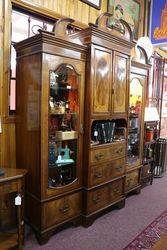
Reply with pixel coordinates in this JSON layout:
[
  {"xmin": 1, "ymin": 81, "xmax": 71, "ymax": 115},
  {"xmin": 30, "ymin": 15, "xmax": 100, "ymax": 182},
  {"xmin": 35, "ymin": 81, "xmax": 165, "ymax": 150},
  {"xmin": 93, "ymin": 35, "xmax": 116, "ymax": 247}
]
[
  {"xmin": 14, "ymin": 21, "xmax": 87, "ymax": 243},
  {"xmin": 73, "ymin": 15, "xmax": 134, "ymax": 225},
  {"xmin": 125, "ymin": 46, "xmax": 151, "ymax": 194}
]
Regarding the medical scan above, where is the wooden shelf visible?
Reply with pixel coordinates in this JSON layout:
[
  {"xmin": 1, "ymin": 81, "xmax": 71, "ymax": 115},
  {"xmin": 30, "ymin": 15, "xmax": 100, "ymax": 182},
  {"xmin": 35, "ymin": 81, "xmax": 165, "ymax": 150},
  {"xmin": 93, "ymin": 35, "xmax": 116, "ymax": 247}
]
[
  {"xmin": 90, "ymin": 139, "xmax": 126, "ymax": 148},
  {"xmin": 0, "ymin": 232, "xmax": 18, "ymax": 249}
]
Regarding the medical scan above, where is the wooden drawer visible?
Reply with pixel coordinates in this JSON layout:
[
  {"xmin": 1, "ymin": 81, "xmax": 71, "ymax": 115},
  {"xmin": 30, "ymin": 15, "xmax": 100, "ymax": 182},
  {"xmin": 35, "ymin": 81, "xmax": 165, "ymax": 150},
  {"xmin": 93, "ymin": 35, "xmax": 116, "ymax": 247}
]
[
  {"xmin": 125, "ymin": 170, "xmax": 139, "ymax": 191},
  {"xmin": 141, "ymin": 164, "xmax": 151, "ymax": 178},
  {"xmin": 86, "ymin": 178, "xmax": 124, "ymax": 214},
  {"xmin": 43, "ymin": 192, "xmax": 82, "ymax": 229},
  {"xmin": 90, "ymin": 142, "xmax": 126, "ymax": 165},
  {"xmin": 105, "ymin": 158, "xmax": 125, "ymax": 180},
  {"xmin": 86, "ymin": 185, "xmax": 109, "ymax": 214},
  {"xmin": 89, "ymin": 158, "xmax": 125, "ymax": 186},
  {"xmin": 110, "ymin": 179, "xmax": 123, "ymax": 202},
  {"xmin": 90, "ymin": 165, "xmax": 105, "ymax": 186},
  {"xmin": 0, "ymin": 181, "xmax": 18, "ymax": 196}
]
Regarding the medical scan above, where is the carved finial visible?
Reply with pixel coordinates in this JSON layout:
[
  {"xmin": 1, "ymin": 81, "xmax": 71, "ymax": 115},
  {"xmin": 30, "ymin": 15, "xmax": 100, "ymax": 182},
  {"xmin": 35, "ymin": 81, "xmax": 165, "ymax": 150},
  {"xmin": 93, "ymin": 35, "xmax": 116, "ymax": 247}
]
[
  {"xmin": 95, "ymin": 12, "xmax": 113, "ymax": 29},
  {"xmin": 52, "ymin": 18, "xmax": 74, "ymax": 37}
]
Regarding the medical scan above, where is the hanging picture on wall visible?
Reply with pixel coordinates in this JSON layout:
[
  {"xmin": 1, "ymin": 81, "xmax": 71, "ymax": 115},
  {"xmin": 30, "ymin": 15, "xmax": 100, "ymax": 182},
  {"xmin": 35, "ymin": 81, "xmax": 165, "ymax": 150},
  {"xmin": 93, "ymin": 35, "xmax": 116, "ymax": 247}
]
[
  {"xmin": 80, "ymin": 0, "xmax": 101, "ymax": 10},
  {"xmin": 108, "ymin": 0, "xmax": 140, "ymax": 40},
  {"xmin": 150, "ymin": 0, "xmax": 167, "ymax": 45}
]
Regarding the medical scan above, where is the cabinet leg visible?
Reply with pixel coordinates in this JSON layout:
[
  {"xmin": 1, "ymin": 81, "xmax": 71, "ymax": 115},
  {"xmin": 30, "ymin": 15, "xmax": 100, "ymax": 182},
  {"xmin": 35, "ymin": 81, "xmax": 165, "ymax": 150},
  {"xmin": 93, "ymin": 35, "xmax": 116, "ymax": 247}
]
[
  {"xmin": 117, "ymin": 199, "xmax": 125, "ymax": 209},
  {"xmin": 35, "ymin": 232, "xmax": 52, "ymax": 245},
  {"xmin": 135, "ymin": 187, "xmax": 141, "ymax": 195},
  {"xmin": 73, "ymin": 216, "xmax": 82, "ymax": 227},
  {"xmin": 82, "ymin": 216, "xmax": 94, "ymax": 228},
  {"xmin": 150, "ymin": 175, "xmax": 153, "ymax": 185}
]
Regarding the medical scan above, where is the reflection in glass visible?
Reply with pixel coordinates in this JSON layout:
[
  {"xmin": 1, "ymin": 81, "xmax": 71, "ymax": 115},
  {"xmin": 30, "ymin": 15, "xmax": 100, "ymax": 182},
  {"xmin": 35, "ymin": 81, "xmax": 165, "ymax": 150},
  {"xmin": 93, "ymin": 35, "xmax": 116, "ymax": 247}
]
[
  {"xmin": 48, "ymin": 64, "xmax": 79, "ymax": 188},
  {"xmin": 128, "ymin": 78, "xmax": 143, "ymax": 164}
]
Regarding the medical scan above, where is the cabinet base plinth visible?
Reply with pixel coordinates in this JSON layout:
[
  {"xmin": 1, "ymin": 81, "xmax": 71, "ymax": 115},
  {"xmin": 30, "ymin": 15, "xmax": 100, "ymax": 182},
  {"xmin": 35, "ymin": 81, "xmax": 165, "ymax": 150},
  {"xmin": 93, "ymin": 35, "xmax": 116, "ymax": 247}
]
[
  {"xmin": 125, "ymin": 185, "xmax": 141, "ymax": 196},
  {"xmin": 28, "ymin": 215, "xmax": 82, "ymax": 245},
  {"xmin": 82, "ymin": 198, "xmax": 125, "ymax": 228}
]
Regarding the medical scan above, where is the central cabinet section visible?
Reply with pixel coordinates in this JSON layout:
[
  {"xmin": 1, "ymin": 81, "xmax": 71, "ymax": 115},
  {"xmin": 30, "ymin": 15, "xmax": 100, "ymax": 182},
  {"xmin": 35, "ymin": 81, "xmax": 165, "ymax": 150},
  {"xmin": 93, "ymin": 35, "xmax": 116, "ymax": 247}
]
[{"xmin": 74, "ymin": 19, "xmax": 134, "ymax": 225}]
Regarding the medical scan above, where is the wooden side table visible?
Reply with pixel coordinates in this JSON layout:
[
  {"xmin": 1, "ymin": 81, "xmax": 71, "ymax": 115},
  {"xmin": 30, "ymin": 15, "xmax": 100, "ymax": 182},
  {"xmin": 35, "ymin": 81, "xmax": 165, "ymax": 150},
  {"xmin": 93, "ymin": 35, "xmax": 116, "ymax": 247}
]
[{"xmin": 0, "ymin": 168, "xmax": 27, "ymax": 250}]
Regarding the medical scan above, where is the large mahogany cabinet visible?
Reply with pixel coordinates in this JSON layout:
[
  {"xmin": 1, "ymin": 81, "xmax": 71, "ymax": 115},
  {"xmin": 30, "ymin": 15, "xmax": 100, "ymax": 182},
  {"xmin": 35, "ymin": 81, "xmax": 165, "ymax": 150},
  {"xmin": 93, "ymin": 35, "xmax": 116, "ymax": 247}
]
[
  {"xmin": 72, "ymin": 15, "xmax": 134, "ymax": 225},
  {"xmin": 14, "ymin": 15, "xmax": 144, "ymax": 242},
  {"xmin": 14, "ymin": 24, "xmax": 87, "ymax": 243}
]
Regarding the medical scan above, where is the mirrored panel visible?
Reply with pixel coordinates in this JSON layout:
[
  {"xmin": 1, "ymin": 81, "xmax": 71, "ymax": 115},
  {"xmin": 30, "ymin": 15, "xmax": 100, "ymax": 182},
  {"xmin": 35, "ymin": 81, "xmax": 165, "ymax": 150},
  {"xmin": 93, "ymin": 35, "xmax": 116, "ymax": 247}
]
[
  {"xmin": 128, "ymin": 78, "xmax": 143, "ymax": 164},
  {"xmin": 48, "ymin": 64, "xmax": 79, "ymax": 188}
]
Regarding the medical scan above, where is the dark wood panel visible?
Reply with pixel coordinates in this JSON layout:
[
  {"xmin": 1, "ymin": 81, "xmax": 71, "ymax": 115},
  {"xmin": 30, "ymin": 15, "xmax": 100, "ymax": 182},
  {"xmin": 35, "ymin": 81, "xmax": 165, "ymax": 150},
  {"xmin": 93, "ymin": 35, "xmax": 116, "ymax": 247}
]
[
  {"xmin": 113, "ymin": 53, "xmax": 129, "ymax": 115},
  {"xmin": 16, "ymin": 54, "xmax": 42, "ymax": 198},
  {"xmin": 92, "ymin": 48, "xmax": 111, "ymax": 115}
]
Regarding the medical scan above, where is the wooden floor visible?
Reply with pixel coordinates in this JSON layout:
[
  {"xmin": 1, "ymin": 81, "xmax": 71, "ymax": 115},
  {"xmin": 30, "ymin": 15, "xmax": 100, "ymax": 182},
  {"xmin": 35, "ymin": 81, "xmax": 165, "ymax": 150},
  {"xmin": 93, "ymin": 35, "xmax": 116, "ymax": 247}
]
[{"xmin": 151, "ymin": 234, "xmax": 167, "ymax": 250}]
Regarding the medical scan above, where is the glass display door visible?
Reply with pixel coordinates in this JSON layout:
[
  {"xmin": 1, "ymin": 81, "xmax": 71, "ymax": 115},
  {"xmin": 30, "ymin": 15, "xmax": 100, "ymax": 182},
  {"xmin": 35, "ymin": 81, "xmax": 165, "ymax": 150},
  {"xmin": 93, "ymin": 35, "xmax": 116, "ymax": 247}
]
[
  {"xmin": 48, "ymin": 64, "xmax": 80, "ymax": 188},
  {"xmin": 127, "ymin": 76, "xmax": 144, "ymax": 166}
]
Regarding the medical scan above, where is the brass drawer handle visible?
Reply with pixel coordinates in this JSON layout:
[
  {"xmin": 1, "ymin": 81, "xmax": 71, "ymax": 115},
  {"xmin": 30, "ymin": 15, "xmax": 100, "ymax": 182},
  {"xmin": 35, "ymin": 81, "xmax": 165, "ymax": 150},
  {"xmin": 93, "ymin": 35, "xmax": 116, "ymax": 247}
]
[
  {"xmin": 59, "ymin": 204, "xmax": 70, "ymax": 213},
  {"xmin": 92, "ymin": 194, "xmax": 101, "ymax": 204},
  {"xmin": 126, "ymin": 178, "xmax": 133, "ymax": 187},
  {"xmin": 94, "ymin": 172, "xmax": 103, "ymax": 179},
  {"xmin": 115, "ymin": 165, "xmax": 123, "ymax": 171},
  {"xmin": 116, "ymin": 148, "xmax": 123, "ymax": 155},
  {"xmin": 95, "ymin": 153, "xmax": 104, "ymax": 160},
  {"xmin": 113, "ymin": 188, "xmax": 120, "ymax": 194}
]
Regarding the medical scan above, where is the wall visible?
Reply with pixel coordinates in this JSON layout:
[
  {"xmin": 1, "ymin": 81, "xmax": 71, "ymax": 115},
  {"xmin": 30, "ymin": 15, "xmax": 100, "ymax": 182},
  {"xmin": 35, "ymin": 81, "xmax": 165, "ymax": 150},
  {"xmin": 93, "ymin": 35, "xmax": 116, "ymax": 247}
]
[
  {"xmin": 0, "ymin": 0, "xmax": 147, "ymax": 168},
  {"xmin": 12, "ymin": 0, "xmax": 108, "ymax": 27}
]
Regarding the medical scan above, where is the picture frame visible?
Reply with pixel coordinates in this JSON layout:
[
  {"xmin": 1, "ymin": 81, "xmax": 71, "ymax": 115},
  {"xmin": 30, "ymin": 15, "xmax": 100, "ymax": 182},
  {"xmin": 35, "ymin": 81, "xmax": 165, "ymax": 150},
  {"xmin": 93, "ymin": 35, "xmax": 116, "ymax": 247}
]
[
  {"xmin": 149, "ymin": 0, "xmax": 167, "ymax": 46},
  {"xmin": 107, "ymin": 0, "xmax": 142, "ymax": 40},
  {"xmin": 80, "ymin": 0, "xmax": 101, "ymax": 10}
]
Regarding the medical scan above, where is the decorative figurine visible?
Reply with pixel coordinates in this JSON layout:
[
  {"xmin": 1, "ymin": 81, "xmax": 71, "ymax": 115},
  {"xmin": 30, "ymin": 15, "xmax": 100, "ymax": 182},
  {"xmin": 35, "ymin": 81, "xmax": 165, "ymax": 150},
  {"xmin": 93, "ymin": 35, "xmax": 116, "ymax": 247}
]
[{"xmin": 56, "ymin": 145, "xmax": 74, "ymax": 165}]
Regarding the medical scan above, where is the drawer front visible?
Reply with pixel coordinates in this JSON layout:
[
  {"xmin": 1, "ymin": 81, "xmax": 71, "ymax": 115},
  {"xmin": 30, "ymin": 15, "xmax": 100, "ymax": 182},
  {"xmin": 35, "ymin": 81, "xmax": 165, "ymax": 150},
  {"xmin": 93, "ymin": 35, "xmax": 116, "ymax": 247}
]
[
  {"xmin": 125, "ymin": 170, "xmax": 139, "ymax": 191},
  {"xmin": 90, "ymin": 165, "xmax": 105, "ymax": 186},
  {"xmin": 89, "ymin": 158, "xmax": 125, "ymax": 186},
  {"xmin": 87, "ymin": 185, "xmax": 109, "ymax": 214},
  {"xmin": 43, "ymin": 192, "xmax": 82, "ymax": 228},
  {"xmin": 90, "ymin": 142, "xmax": 126, "ymax": 165},
  {"xmin": 0, "ymin": 181, "xmax": 18, "ymax": 195},
  {"xmin": 87, "ymin": 179, "xmax": 124, "ymax": 214},
  {"xmin": 109, "ymin": 179, "xmax": 123, "ymax": 202},
  {"xmin": 105, "ymin": 158, "xmax": 125, "ymax": 180}
]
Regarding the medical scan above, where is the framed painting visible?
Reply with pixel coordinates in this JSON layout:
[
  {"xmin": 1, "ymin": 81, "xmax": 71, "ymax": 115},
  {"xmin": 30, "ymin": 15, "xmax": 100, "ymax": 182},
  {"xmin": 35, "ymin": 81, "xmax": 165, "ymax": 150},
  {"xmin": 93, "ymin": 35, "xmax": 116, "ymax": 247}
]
[
  {"xmin": 150, "ymin": 0, "xmax": 167, "ymax": 46},
  {"xmin": 80, "ymin": 0, "xmax": 101, "ymax": 10},
  {"xmin": 107, "ymin": 0, "xmax": 141, "ymax": 40}
]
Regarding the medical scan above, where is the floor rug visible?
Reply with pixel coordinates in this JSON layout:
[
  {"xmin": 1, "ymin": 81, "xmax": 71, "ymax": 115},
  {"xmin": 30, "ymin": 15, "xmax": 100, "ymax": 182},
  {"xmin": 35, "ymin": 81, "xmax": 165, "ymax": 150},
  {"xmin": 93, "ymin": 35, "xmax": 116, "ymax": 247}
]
[{"xmin": 124, "ymin": 210, "xmax": 167, "ymax": 250}]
